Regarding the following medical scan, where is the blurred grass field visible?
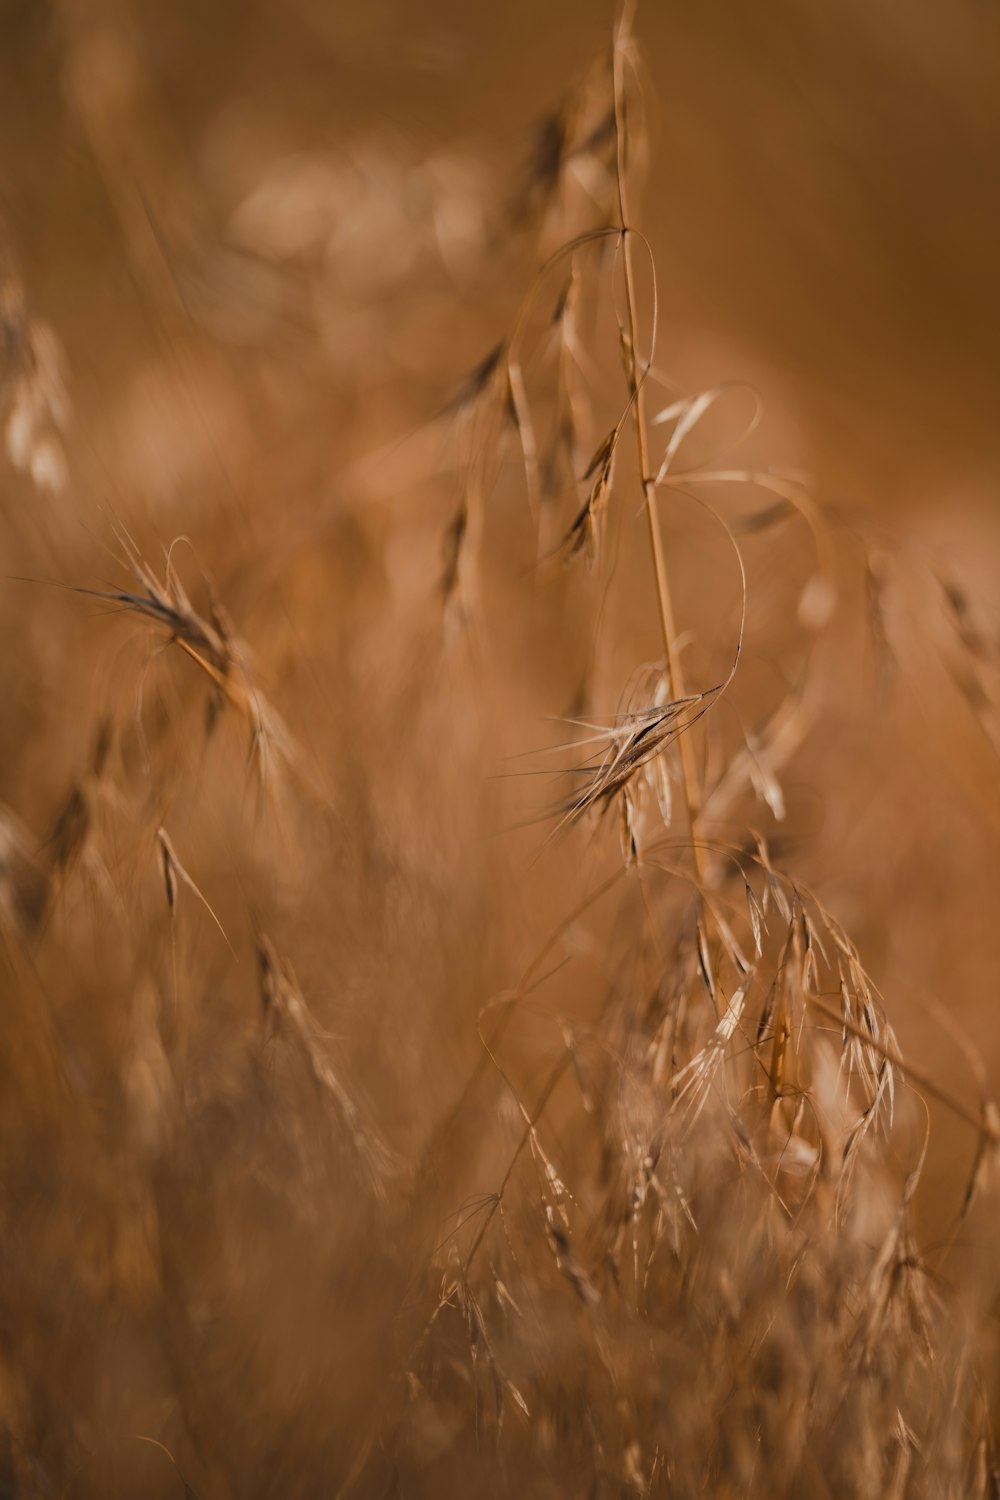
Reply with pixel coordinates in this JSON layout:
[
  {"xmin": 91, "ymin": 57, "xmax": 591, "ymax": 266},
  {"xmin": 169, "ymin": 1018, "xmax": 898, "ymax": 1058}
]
[{"xmin": 1, "ymin": 3, "xmax": 999, "ymax": 1495}]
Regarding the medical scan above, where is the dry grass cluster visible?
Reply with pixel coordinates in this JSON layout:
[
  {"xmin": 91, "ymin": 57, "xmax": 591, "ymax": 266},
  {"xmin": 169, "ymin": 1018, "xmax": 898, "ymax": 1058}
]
[{"xmin": 1, "ymin": 3, "xmax": 1000, "ymax": 1497}]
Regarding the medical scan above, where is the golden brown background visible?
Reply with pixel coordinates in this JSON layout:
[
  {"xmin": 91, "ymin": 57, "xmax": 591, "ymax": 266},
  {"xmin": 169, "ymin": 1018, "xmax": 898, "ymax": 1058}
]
[{"xmin": 1, "ymin": 1, "xmax": 999, "ymax": 1494}]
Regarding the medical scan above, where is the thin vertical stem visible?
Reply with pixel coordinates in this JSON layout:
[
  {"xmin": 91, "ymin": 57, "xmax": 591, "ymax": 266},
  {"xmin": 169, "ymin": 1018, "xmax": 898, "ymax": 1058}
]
[{"xmin": 611, "ymin": 17, "xmax": 711, "ymax": 912}]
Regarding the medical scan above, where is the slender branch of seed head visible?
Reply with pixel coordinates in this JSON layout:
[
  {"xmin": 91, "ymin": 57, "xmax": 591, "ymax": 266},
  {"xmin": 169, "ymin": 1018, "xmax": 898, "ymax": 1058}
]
[
  {"xmin": 463, "ymin": 1054, "xmax": 571, "ymax": 1274},
  {"xmin": 612, "ymin": 14, "xmax": 715, "ymax": 979},
  {"xmin": 421, "ymin": 863, "xmax": 630, "ymax": 1165},
  {"xmin": 806, "ymin": 993, "xmax": 1000, "ymax": 1145}
]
